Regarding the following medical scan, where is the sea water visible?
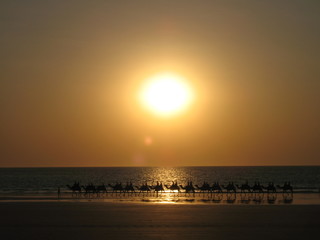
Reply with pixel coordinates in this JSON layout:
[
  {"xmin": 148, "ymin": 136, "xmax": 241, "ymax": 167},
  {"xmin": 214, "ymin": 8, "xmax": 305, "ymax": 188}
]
[{"xmin": 0, "ymin": 166, "xmax": 319, "ymax": 194}]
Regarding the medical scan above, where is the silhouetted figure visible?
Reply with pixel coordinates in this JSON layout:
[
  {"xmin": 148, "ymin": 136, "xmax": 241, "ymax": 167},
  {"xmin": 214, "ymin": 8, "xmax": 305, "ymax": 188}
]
[
  {"xmin": 66, "ymin": 181, "xmax": 81, "ymax": 197},
  {"xmin": 179, "ymin": 181, "xmax": 196, "ymax": 196},
  {"xmin": 251, "ymin": 181, "xmax": 264, "ymax": 193},
  {"xmin": 277, "ymin": 182, "xmax": 293, "ymax": 193},
  {"xmin": 236, "ymin": 181, "xmax": 251, "ymax": 194},
  {"xmin": 195, "ymin": 181, "xmax": 211, "ymax": 195},
  {"xmin": 124, "ymin": 182, "xmax": 135, "ymax": 195},
  {"xmin": 108, "ymin": 182, "xmax": 124, "ymax": 195},
  {"xmin": 221, "ymin": 182, "xmax": 237, "ymax": 202},
  {"xmin": 135, "ymin": 182, "xmax": 151, "ymax": 196},
  {"xmin": 250, "ymin": 181, "xmax": 264, "ymax": 202},
  {"xmin": 276, "ymin": 182, "xmax": 294, "ymax": 202},
  {"xmin": 165, "ymin": 181, "xmax": 180, "ymax": 193},
  {"xmin": 263, "ymin": 182, "xmax": 276, "ymax": 193},
  {"xmin": 81, "ymin": 183, "xmax": 96, "ymax": 197},
  {"xmin": 96, "ymin": 183, "xmax": 107, "ymax": 197},
  {"xmin": 221, "ymin": 182, "xmax": 237, "ymax": 193},
  {"xmin": 150, "ymin": 181, "xmax": 165, "ymax": 196}
]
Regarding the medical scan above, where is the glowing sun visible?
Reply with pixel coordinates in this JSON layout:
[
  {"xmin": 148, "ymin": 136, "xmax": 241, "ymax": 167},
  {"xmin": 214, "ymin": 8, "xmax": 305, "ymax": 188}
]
[{"xmin": 140, "ymin": 73, "xmax": 194, "ymax": 116}]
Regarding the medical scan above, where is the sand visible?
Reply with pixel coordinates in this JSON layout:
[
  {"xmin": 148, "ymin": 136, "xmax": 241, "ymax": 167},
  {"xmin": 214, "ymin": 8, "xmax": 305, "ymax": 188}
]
[{"xmin": 0, "ymin": 202, "xmax": 319, "ymax": 240}]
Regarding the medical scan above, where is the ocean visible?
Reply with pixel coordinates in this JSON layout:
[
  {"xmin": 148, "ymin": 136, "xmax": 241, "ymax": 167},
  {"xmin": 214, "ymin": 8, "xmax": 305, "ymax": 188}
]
[{"xmin": 0, "ymin": 166, "xmax": 319, "ymax": 194}]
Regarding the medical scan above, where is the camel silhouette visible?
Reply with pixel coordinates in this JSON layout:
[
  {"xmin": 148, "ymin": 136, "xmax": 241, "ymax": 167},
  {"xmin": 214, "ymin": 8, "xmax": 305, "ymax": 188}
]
[
  {"xmin": 236, "ymin": 181, "xmax": 251, "ymax": 194},
  {"xmin": 263, "ymin": 182, "xmax": 277, "ymax": 193},
  {"xmin": 277, "ymin": 182, "xmax": 293, "ymax": 193},
  {"xmin": 211, "ymin": 182, "xmax": 223, "ymax": 193},
  {"xmin": 265, "ymin": 183, "xmax": 277, "ymax": 204},
  {"xmin": 81, "ymin": 183, "xmax": 96, "ymax": 197},
  {"xmin": 165, "ymin": 181, "xmax": 180, "ymax": 193},
  {"xmin": 179, "ymin": 181, "xmax": 196, "ymax": 196},
  {"xmin": 96, "ymin": 183, "xmax": 107, "ymax": 197},
  {"xmin": 195, "ymin": 181, "xmax": 211, "ymax": 195},
  {"xmin": 135, "ymin": 182, "xmax": 152, "ymax": 196},
  {"xmin": 124, "ymin": 182, "xmax": 135, "ymax": 195},
  {"xmin": 251, "ymin": 181, "xmax": 264, "ymax": 202},
  {"xmin": 66, "ymin": 182, "xmax": 82, "ymax": 197},
  {"xmin": 222, "ymin": 182, "xmax": 237, "ymax": 202},
  {"xmin": 150, "ymin": 181, "xmax": 165, "ymax": 196},
  {"xmin": 108, "ymin": 182, "xmax": 124, "ymax": 195},
  {"xmin": 277, "ymin": 182, "xmax": 293, "ymax": 203},
  {"xmin": 221, "ymin": 182, "xmax": 237, "ymax": 193},
  {"xmin": 236, "ymin": 181, "xmax": 252, "ymax": 202}
]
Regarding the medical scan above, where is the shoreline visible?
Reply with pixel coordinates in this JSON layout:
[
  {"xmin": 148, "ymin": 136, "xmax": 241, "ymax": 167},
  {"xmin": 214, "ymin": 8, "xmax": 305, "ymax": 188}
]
[{"xmin": 0, "ymin": 192, "xmax": 319, "ymax": 205}]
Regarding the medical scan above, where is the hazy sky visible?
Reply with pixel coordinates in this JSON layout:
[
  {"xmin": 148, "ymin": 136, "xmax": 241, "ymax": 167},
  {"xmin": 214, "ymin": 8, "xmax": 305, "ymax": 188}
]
[{"xmin": 1, "ymin": 0, "xmax": 319, "ymax": 167}]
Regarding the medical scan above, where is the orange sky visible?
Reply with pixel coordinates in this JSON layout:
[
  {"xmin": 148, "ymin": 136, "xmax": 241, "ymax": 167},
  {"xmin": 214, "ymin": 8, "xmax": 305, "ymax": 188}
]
[{"xmin": 1, "ymin": 0, "xmax": 319, "ymax": 167}]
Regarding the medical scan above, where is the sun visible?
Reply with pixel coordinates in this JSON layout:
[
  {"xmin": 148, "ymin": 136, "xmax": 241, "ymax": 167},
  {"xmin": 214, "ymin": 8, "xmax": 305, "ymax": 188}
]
[{"xmin": 139, "ymin": 73, "xmax": 194, "ymax": 116}]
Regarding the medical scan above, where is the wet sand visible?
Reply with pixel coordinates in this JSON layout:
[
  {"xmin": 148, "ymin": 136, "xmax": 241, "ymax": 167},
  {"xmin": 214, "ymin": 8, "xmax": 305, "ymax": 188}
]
[
  {"xmin": 1, "ymin": 192, "xmax": 319, "ymax": 205},
  {"xmin": 1, "ymin": 202, "xmax": 319, "ymax": 240}
]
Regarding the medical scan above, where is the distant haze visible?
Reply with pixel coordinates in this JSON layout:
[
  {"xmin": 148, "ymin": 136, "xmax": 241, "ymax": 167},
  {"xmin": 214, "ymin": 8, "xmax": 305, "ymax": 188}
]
[{"xmin": 1, "ymin": 0, "xmax": 319, "ymax": 167}]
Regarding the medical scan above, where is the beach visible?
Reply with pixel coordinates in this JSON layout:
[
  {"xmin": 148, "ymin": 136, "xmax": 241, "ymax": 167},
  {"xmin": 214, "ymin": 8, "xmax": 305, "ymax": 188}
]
[
  {"xmin": 1, "ymin": 201, "xmax": 319, "ymax": 240},
  {"xmin": 1, "ymin": 167, "xmax": 319, "ymax": 239}
]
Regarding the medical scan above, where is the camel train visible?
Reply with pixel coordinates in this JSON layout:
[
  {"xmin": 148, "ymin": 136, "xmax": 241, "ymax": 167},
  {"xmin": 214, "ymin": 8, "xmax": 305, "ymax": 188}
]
[{"xmin": 66, "ymin": 180, "xmax": 294, "ymax": 202}]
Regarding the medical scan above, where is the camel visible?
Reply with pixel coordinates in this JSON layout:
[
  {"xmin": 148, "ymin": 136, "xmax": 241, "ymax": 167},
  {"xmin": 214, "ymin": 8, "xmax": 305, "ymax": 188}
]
[
  {"xmin": 66, "ymin": 182, "xmax": 82, "ymax": 196},
  {"xmin": 251, "ymin": 182, "xmax": 264, "ymax": 202},
  {"xmin": 235, "ymin": 181, "xmax": 252, "ymax": 202},
  {"xmin": 277, "ymin": 182, "xmax": 293, "ymax": 193},
  {"xmin": 266, "ymin": 185, "xmax": 277, "ymax": 204},
  {"xmin": 211, "ymin": 182, "xmax": 223, "ymax": 193},
  {"xmin": 251, "ymin": 182, "xmax": 264, "ymax": 193},
  {"xmin": 81, "ymin": 183, "xmax": 96, "ymax": 197},
  {"xmin": 135, "ymin": 182, "xmax": 151, "ymax": 195},
  {"xmin": 124, "ymin": 182, "xmax": 135, "ymax": 195},
  {"xmin": 195, "ymin": 181, "xmax": 211, "ymax": 195},
  {"xmin": 150, "ymin": 181, "xmax": 165, "ymax": 196},
  {"xmin": 277, "ymin": 182, "xmax": 293, "ymax": 202},
  {"xmin": 221, "ymin": 182, "xmax": 237, "ymax": 193},
  {"xmin": 165, "ymin": 181, "xmax": 180, "ymax": 193},
  {"xmin": 263, "ymin": 182, "xmax": 277, "ymax": 193},
  {"xmin": 222, "ymin": 182, "xmax": 237, "ymax": 201},
  {"xmin": 211, "ymin": 182, "xmax": 223, "ymax": 201},
  {"xmin": 108, "ymin": 182, "xmax": 124, "ymax": 195},
  {"xmin": 236, "ymin": 181, "xmax": 252, "ymax": 194},
  {"xmin": 179, "ymin": 181, "xmax": 196, "ymax": 195},
  {"xmin": 96, "ymin": 183, "xmax": 107, "ymax": 196}
]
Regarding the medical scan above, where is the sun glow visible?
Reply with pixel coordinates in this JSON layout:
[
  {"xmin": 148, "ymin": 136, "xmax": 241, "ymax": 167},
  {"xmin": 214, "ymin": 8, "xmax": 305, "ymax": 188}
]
[{"xmin": 140, "ymin": 73, "xmax": 194, "ymax": 117}]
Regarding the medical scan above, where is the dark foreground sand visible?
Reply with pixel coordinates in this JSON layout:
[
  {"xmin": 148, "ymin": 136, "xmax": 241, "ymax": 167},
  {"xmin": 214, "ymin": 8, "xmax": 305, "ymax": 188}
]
[{"xmin": 1, "ymin": 202, "xmax": 319, "ymax": 240}]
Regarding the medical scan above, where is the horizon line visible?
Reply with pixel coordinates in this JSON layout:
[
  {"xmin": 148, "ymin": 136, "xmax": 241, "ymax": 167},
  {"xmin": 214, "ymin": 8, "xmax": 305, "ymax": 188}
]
[{"xmin": 1, "ymin": 165, "xmax": 319, "ymax": 168}]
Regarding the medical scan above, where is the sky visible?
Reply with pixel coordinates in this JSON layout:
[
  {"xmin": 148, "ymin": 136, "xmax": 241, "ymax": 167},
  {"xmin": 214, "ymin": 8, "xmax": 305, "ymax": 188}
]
[{"xmin": 1, "ymin": 0, "xmax": 319, "ymax": 167}]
